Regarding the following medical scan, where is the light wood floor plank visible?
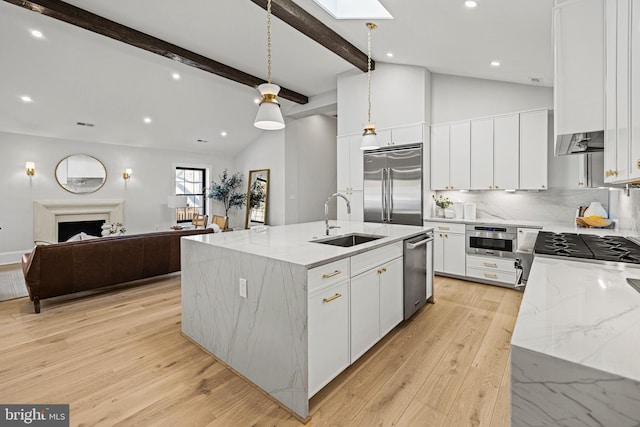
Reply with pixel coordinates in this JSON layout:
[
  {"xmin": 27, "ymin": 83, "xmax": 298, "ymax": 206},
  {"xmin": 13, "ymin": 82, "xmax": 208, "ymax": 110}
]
[{"xmin": 0, "ymin": 268, "xmax": 522, "ymax": 426}]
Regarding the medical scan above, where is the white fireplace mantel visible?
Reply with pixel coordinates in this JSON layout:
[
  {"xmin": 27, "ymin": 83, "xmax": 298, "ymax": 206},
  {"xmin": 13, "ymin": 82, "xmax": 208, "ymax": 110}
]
[{"xmin": 34, "ymin": 200, "xmax": 124, "ymax": 243}]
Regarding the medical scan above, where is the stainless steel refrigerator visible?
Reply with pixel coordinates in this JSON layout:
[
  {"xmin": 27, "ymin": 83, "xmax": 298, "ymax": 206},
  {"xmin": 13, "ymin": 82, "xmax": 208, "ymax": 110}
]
[{"xmin": 363, "ymin": 143, "xmax": 423, "ymax": 226}]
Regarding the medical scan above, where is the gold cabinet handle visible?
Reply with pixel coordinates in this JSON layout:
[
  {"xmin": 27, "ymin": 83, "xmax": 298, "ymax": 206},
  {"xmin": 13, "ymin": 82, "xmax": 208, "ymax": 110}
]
[
  {"xmin": 439, "ymin": 233, "xmax": 443, "ymax": 237},
  {"xmin": 518, "ymin": 230, "xmax": 523, "ymax": 233},
  {"xmin": 578, "ymin": 181, "xmax": 584, "ymax": 186},
  {"xmin": 637, "ymin": 160, "xmax": 640, "ymax": 170},
  {"xmin": 322, "ymin": 293, "xmax": 342, "ymax": 303},
  {"xmin": 541, "ymin": 185, "xmax": 546, "ymax": 188},
  {"xmin": 489, "ymin": 185, "xmax": 493, "ymax": 189},
  {"xmin": 322, "ymin": 270, "xmax": 341, "ymax": 279},
  {"xmin": 377, "ymin": 267, "xmax": 388, "ymax": 275},
  {"xmin": 495, "ymin": 185, "xmax": 499, "ymax": 189},
  {"xmin": 437, "ymin": 226, "xmax": 450, "ymax": 230},
  {"xmin": 484, "ymin": 273, "xmax": 498, "ymax": 279},
  {"xmin": 483, "ymin": 262, "xmax": 497, "ymax": 268},
  {"xmin": 445, "ymin": 234, "xmax": 449, "ymax": 238}
]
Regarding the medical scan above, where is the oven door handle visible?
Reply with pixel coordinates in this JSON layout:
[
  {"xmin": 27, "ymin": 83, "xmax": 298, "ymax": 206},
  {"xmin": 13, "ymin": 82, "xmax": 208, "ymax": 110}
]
[{"xmin": 406, "ymin": 236, "xmax": 433, "ymax": 249}]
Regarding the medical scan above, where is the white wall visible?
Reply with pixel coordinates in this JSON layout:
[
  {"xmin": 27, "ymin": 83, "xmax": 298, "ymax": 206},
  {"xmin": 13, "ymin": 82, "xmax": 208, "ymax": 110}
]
[
  {"xmin": 0, "ymin": 131, "xmax": 232, "ymax": 264},
  {"xmin": 284, "ymin": 115, "xmax": 338, "ymax": 224},
  {"xmin": 337, "ymin": 63, "xmax": 431, "ymax": 135},
  {"xmin": 431, "ymin": 74, "xmax": 553, "ymax": 124},
  {"xmin": 233, "ymin": 130, "xmax": 286, "ymax": 228}
]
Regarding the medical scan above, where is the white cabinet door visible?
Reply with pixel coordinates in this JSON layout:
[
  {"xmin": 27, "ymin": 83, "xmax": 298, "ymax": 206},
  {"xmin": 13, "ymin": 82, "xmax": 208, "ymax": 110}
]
[
  {"xmin": 379, "ymin": 257, "xmax": 404, "ymax": 337},
  {"xmin": 443, "ymin": 232, "xmax": 466, "ymax": 277},
  {"xmin": 470, "ymin": 118, "xmax": 494, "ymax": 190},
  {"xmin": 616, "ymin": 0, "xmax": 631, "ymax": 182},
  {"xmin": 350, "ymin": 268, "xmax": 381, "ymax": 362},
  {"xmin": 308, "ymin": 280, "xmax": 350, "ymax": 397},
  {"xmin": 493, "ymin": 114, "xmax": 520, "ymax": 190},
  {"xmin": 519, "ymin": 110, "xmax": 548, "ymax": 190},
  {"xmin": 449, "ymin": 121, "xmax": 471, "ymax": 190},
  {"xmin": 349, "ymin": 135, "xmax": 364, "ymax": 191},
  {"xmin": 605, "ymin": 0, "xmax": 618, "ymax": 182},
  {"xmin": 336, "ymin": 189, "xmax": 363, "ymax": 222},
  {"xmin": 376, "ymin": 128, "xmax": 393, "ymax": 147},
  {"xmin": 337, "ymin": 136, "xmax": 350, "ymax": 191},
  {"xmin": 392, "ymin": 124, "xmax": 423, "ymax": 146},
  {"xmin": 431, "ymin": 124, "xmax": 450, "ymax": 190},
  {"xmin": 554, "ymin": 0, "xmax": 604, "ymax": 135},
  {"xmin": 434, "ymin": 232, "xmax": 444, "ymax": 273},
  {"xmin": 629, "ymin": 0, "xmax": 640, "ymax": 180}
]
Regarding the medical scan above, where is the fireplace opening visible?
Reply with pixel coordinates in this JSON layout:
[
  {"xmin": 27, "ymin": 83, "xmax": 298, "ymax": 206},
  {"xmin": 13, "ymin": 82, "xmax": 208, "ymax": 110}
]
[{"xmin": 58, "ymin": 220, "xmax": 106, "ymax": 242}]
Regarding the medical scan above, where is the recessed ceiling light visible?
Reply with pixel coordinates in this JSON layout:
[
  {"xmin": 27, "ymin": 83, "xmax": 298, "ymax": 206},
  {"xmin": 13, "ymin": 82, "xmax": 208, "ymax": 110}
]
[
  {"xmin": 386, "ymin": 52, "xmax": 394, "ymax": 58},
  {"xmin": 172, "ymin": 73, "xmax": 180, "ymax": 80},
  {"xmin": 31, "ymin": 30, "xmax": 43, "ymax": 38},
  {"xmin": 220, "ymin": 131, "xmax": 227, "ymax": 137},
  {"xmin": 490, "ymin": 61, "xmax": 500, "ymax": 67},
  {"xmin": 143, "ymin": 117, "xmax": 152, "ymax": 124},
  {"xmin": 20, "ymin": 96, "xmax": 32, "ymax": 103},
  {"xmin": 465, "ymin": 1, "xmax": 478, "ymax": 8}
]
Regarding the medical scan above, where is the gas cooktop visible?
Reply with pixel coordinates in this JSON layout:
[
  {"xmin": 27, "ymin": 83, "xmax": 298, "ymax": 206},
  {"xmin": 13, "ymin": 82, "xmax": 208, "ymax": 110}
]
[{"xmin": 534, "ymin": 231, "xmax": 640, "ymax": 264}]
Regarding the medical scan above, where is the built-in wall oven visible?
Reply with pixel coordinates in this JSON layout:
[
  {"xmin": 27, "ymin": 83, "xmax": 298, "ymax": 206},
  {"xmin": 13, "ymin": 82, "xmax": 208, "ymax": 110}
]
[{"xmin": 466, "ymin": 225, "xmax": 517, "ymax": 258}]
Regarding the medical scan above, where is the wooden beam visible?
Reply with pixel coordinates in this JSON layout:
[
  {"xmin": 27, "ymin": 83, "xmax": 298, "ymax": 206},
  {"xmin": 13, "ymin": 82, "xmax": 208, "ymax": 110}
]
[
  {"xmin": 250, "ymin": 0, "xmax": 374, "ymax": 72},
  {"xmin": 3, "ymin": 0, "xmax": 309, "ymax": 104}
]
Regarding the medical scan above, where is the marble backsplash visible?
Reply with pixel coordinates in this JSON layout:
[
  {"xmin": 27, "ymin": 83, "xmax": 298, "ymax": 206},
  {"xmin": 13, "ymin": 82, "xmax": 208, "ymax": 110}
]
[
  {"xmin": 608, "ymin": 188, "xmax": 640, "ymax": 234},
  {"xmin": 433, "ymin": 189, "xmax": 610, "ymax": 226}
]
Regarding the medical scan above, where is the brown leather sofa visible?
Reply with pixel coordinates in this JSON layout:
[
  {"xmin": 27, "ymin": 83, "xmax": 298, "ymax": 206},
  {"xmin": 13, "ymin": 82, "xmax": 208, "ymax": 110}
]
[{"xmin": 21, "ymin": 228, "xmax": 213, "ymax": 313}]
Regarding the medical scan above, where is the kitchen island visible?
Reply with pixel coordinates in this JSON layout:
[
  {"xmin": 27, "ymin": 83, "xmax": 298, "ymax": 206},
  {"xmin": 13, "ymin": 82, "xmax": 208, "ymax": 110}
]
[
  {"xmin": 180, "ymin": 221, "xmax": 430, "ymax": 421},
  {"xmin": 511, "ymin": 256, "xmax": 640, "ymax": 426}
]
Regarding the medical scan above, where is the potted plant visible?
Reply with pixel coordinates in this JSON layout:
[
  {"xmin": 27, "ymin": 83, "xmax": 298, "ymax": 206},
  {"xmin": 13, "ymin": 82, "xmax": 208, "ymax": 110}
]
[
  {"xmin": 207, "ymin": 169, "xmax": 246, "ymax": 228},
  {"xmin": 432, "ymin": 194, "xmax": 453, "ymax": 218}
]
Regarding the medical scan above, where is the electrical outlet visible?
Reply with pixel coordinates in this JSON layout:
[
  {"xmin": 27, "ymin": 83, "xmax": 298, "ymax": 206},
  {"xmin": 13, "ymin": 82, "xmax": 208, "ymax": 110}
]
[{"xmin": 239, "ymin": 278, "xmax": 247, "ymax": 298}]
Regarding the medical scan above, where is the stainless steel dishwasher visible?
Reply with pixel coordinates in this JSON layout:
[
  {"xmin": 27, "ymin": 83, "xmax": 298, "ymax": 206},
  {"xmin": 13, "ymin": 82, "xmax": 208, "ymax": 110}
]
[{"xmin": 403, "ymin": 232, "xmax": 433, "ymax": 319}]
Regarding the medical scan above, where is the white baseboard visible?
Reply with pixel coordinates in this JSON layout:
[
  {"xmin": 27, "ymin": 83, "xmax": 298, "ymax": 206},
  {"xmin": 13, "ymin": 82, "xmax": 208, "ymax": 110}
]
[{"xmin": 0, "ymin": 251, "xmax": 28, "ymax": 266}]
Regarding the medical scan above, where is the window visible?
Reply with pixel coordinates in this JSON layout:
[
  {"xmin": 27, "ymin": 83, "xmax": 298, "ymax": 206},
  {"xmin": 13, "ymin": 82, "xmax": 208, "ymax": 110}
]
[{"xmin": 175, "ymin": 167, "xmax": 206, "ymax": 223}]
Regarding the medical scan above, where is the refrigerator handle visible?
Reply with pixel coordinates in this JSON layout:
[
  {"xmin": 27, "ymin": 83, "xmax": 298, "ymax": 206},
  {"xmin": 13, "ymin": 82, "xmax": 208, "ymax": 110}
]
[
  {"xmin": 381, "ymin": 169, "xmax": 386, "ymax": 222},
  {"xmin": 388, "ymin": 168, "xmax": 393, "ymax": 222}
]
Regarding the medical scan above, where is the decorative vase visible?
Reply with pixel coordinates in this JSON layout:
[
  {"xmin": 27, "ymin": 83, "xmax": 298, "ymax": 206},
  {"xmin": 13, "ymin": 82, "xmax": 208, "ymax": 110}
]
[
  {"xmin": 436, "ymin": 207, "xmax": 445, "ymax": 218},
  {"xmin": 444, "ymin": 208, "xmax": 455, "ymax": 219},
  {"xmin": 583, "ymin": 201, "xmax": 608, "ymax": 218},
  {"xmin": 101, "ymin": 224, "xmax": 112, "ymax": 237}
]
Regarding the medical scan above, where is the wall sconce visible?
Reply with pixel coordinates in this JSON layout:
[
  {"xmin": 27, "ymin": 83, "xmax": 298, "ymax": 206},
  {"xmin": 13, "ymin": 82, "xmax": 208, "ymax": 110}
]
[
  {"xmin": 122, "ymin": 168, "xmax": 132, "ymax": 181},
  {"xmin": 26, "ymin": 162, "xmax": 35, "ymax": 176}
]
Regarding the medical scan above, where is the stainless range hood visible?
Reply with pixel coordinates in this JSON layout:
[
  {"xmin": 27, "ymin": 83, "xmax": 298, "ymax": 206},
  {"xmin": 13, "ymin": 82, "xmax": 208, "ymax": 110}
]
[{"xmin": 555, "ymin": 131, "xmax": 604, "ymax": 156}]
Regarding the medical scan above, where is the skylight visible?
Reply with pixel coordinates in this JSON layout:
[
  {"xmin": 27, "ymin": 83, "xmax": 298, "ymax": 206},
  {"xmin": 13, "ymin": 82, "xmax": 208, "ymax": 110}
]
[{"xmin": 313, "ymin": 0, "xmax": 393, "ymax": 20}]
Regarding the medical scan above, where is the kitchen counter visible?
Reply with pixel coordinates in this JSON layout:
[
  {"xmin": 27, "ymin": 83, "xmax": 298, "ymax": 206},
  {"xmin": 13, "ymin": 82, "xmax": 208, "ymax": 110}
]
[
  {"xmin": 180, "ymin": 221, "xmax": 429, "ymax": 421},
  {"xmin": 425, "ymin": 217, "xmax": 545, "ymax": 228},
  {"xmin": 186, "ymin": 220, "xmax": 430, "ymax": 269},
  {"xmin": 510, "ymin": 256, "xmax": 640, "ymax": 425}
]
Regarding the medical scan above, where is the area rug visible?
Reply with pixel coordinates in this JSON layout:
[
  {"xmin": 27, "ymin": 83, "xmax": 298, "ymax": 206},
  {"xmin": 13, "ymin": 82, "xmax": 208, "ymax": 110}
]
[{"xmin": 0, "ymin": 269, "xmax": 28, "ymax": 301}]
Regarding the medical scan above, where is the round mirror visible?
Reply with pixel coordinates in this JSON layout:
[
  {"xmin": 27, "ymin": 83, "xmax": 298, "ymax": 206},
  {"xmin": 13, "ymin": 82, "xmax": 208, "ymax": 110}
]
[{"xmin": 55, "ymin": 154, "xmax": 107, "ymax": 194}]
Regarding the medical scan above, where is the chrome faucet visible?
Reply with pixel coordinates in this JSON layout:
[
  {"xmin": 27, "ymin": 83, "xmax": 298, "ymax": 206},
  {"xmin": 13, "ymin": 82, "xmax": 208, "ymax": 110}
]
[{"xmin": 325, "ymin": 193, "xmax": 351, "ymax": 236}]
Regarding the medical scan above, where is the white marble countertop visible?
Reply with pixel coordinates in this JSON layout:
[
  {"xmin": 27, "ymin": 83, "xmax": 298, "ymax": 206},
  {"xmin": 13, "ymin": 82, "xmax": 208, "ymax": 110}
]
[
  {"xmin": 424, "ymin": 217, "xmax": 639, "ymax": 237},
  {"xmin": 512, "ymin": 256, "xmax": 640, "ymax": 383},
  {"xmin": 183, "ymin": 221, "xmax": 431, "ymax": 269}
]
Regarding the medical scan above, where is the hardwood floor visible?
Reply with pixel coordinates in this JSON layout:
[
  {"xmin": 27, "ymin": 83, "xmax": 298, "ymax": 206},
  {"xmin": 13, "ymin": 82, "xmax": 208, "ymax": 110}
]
[{"xmin": 0, "ymin": 271, "xmax": 522, "ymax": 426}]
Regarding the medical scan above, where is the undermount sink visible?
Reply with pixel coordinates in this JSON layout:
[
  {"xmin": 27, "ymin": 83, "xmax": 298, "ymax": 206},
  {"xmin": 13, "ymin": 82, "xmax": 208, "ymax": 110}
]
[{"xmin": 311, "ymin": 233, "xmax": 384, "ymax": 248}]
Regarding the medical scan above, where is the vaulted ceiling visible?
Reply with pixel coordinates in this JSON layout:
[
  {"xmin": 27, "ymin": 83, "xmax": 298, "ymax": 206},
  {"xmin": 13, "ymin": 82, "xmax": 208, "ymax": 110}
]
[{"xmin": 0, "ymin": 0, "xmax": 554, "ymax": 157}]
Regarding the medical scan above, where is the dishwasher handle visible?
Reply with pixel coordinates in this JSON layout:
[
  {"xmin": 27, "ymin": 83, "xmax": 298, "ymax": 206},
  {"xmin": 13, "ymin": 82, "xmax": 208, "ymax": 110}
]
[{"xmin": 406, "ymin": 235, "xmax": 433, "ymax": 249}]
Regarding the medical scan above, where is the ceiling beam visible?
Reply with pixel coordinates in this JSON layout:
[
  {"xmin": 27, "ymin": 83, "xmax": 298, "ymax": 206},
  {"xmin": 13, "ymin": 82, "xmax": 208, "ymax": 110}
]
[
  {"xmin": 4, "ymin": 0, "xmax": 309, "ymax": 104},
  {"xmin": 250, "ymin": 0, "xmax": 374, "ymax": 72}
]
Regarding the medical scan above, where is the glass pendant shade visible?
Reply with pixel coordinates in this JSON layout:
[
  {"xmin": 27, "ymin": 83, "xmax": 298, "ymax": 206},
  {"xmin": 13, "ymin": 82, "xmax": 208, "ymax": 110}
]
[
  {"xmin": 254, "ymin": 83, "xmax": 285, "ymax": 130},
  {"xmin": 361, "ymin": 122, "xmax": 380, "ymax": 150}
]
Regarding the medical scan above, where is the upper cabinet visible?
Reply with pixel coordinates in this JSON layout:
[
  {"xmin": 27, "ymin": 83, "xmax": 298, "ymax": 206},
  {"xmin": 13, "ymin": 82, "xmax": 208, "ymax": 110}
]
[
  {"xmin": 604, "ymin": 0, "xmax": 640, "ymax": 182},
  {"xmin": 520, "ymin": 110, "xmax": 549, "ymax": 190},
  {"xmin": 431, "ymin": 122, "xmax": 471, "ymax": 190},
  {"xmin": 432, "ymin": 110, "xmax": 547, "ymax": 191},
  {"xmin": 337, "ymin": 135, "xmax": 364, "ymax": 193},
  {"xmin": 376, "ymin": 124, "xmax": 424, "ymax": 147},
  {"xmin": 553, "ymin": 0, "xmax": 605, "ymax": 136}
]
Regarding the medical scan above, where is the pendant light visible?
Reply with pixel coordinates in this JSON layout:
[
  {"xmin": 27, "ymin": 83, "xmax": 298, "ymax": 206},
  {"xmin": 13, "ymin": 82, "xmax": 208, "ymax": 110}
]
[
  {"xmin": 254, "ymin": 0, "xmax": 285, "ymax": 130},
  {"xmin": 361, "ymin": 22, "xmax": 379, "ymax": 150}
]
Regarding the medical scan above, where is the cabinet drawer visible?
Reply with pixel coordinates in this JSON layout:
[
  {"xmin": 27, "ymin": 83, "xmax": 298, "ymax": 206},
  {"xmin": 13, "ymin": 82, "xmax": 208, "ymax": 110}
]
[
  {"xmin": 308, "ymin": 258, "xmax": 349, "ymax": 290},
  {"xmin": 351, "ymin": 241, "xmax": 403, "ymax": 277},
  {"xmin": 466, "ymin": 267, "xmax": 517, "ymax": 285},
  {"xmin": 431, "ymin": 222, "xmax": 466, "ymax": 234},
  {"xmin": 466, "ymin": 255, "xmax": 516, "ymax": 272}
]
